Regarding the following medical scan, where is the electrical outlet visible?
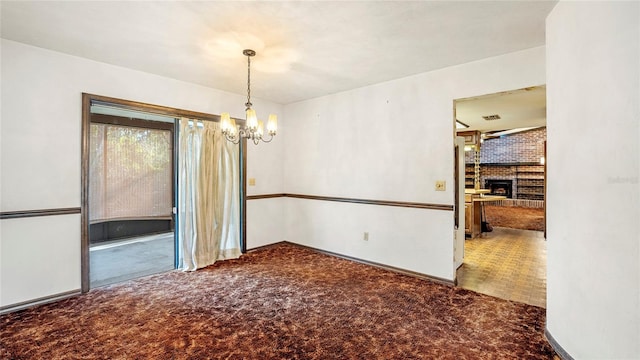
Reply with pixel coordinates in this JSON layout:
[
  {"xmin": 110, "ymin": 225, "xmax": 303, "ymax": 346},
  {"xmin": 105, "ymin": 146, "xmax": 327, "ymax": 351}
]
[
  {"xmin": 363, "ymin": 232, "xmax": 369, "ymax": 241},
  {"xmin": 435, "ymin": 180, "xmax": 446, "ymax": 191},
  {"xmin": 248, "ymin": 178, "xmax": 256, "ymax": 186}
]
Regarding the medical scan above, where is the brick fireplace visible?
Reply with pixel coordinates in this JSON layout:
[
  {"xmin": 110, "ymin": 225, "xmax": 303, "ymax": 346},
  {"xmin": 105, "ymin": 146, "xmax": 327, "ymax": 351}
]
[
  {"xmin": 485, "ymin": 179, "xmax": 513, "ymax": 198},
  {"xmin": 464, "ymin": 127, "xmax": 546, "ymax": 208}
]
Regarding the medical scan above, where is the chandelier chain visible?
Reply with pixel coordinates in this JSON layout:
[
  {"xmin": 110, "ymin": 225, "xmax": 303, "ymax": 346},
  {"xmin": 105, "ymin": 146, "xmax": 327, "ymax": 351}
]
[{"xmin": 246, "ymin": 54, "xmax": 252, "ymax": 109}]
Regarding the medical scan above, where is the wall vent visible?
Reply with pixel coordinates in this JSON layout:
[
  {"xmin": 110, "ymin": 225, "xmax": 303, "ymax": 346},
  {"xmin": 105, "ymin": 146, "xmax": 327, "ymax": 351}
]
[{"xmin": 482, "ymin": 114, "xmax": 501, "ymax": 121}]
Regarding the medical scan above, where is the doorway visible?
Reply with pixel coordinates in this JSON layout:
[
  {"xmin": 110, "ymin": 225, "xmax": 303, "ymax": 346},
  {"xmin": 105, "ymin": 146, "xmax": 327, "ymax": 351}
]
[
  {"xmin": 81, "ymin": 93, "xmax": 247, "ymax": 293},
  {"xmin": 88, "ymin": 108, "xmax": 177, "ymax": 288},
  {"xmin": 453, "ymin": 86, "xmax": 547, "ymax": 307}
]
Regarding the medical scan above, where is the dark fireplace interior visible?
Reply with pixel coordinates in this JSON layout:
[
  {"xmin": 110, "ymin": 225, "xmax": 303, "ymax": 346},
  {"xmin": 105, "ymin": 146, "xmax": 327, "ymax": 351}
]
[{"xmin": 485, "ymin": 179, "xmax": 513, "ymax": 198}]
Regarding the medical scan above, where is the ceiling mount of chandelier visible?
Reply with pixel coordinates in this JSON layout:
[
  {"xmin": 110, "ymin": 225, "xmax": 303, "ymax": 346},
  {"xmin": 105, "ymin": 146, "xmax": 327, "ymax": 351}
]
[{"xmin": 221, "ymin": 49, "xmax": 277, "ymax": 145}]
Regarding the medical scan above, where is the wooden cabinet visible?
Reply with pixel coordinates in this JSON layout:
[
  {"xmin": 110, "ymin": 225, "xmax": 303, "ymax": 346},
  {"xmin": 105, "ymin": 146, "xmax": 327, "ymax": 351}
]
[
  {"xmin": 464, "ymin": 203, "xmax": 472, "ymax": 233},
  {"xmin": 464, "ymin": 193, "xmax": 483, "ymax": 238},
  {"xmin": 457, "ymin": 130, "xmax": 481, "ymax": 148}
]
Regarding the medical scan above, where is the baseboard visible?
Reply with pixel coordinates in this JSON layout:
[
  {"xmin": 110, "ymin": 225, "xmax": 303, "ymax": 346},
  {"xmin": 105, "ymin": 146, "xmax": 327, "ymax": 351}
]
[
  {"xmin": 545, "ymin": 327, "xmax": 574, "ymax": 360},
  {"xmin": 0, "ymin": 289, "xmax": 81, "ymax": 315},
  {"xmin": 1, "ymin": 243, "xmax": 454, "ymax": 313},
  {"xmin": 246, "ymin": 241, "xmax": 289, "ymax": 253},
  {"xmin": 280, "ymin": 241, "xmax": 455, "ymax": 286}
]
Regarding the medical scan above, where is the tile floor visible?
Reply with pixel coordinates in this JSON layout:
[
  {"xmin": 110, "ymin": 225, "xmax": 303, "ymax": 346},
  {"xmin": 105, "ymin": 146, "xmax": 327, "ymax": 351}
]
[
  {"xmin": 456, "ymin": 227, "xmax": 547, "ymax": 308},
  {"xmin": 90, "ymin": 232, "xmax": 175, "ymax": 288}
]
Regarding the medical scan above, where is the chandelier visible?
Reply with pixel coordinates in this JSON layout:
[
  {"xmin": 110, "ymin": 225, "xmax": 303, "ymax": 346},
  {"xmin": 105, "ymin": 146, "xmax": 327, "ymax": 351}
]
[{"xmin": 221, "ymin": 49, "xmax": 277, "ymax": 145}]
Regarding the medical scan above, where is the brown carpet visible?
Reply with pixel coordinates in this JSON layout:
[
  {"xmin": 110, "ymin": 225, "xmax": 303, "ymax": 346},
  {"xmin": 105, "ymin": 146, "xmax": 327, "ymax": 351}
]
[
  {"xmin": 484, "ymin": 205, "xmax": 545, "ymax": 232},
  {"xmin": 1, "ymin": 243, "xmax": 555, "ymax": 359}
]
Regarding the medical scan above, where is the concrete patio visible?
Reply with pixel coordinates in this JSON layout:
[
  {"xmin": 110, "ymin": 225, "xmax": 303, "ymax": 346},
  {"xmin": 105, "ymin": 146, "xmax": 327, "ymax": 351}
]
[{"xmin": 89, "ymin": 232, "xmax": 175, "ymax": 288}]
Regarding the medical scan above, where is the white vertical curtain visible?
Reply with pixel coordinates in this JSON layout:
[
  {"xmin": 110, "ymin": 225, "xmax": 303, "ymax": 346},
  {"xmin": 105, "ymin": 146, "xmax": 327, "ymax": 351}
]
[{"xmin": 178, "ymin": 118, "xmax": 240, "ymax": 271}]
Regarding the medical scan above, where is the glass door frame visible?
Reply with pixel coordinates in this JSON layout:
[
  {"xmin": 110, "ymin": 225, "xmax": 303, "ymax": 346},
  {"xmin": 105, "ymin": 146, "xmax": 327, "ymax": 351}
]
[{"xmin": 81, "ymin": 93, "xmax": 247, "ymax": 293}]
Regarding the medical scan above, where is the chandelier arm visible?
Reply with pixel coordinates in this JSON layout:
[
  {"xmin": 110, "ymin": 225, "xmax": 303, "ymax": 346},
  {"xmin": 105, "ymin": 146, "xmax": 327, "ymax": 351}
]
[
  {"xmin": 258, "ymin": 134, "xmax": 274, "ymax": 143},
  {"xmin": 223, "ymin": 133, "xmax": 241, "ymax": 145}
]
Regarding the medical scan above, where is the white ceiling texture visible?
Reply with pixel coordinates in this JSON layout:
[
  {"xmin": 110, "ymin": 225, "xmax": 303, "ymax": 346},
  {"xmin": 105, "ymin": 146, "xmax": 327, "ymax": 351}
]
[{"xmin": 1, "ymin": 1, "xmax": 556, "ymax": 131}]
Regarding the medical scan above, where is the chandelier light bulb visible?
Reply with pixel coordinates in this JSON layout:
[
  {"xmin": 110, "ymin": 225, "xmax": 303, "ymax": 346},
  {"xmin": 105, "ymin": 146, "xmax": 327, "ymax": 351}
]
[
  {"xmin": 221, "ymin": 112, "xmax": 232, "ymax": 132},
  {"xmin": 267, "ymin": 114, "xmax": 277, "ymax": 135},
  {"xmin": 246, "ymin": 109, "xmax": 258, "ymax": 131},
  {"xmin": 257, "ymin": 120, "xmax": 264, "ymax": 138},
  {"xmin": 229, "ymin": 118, "xmax": 238, "ymax": 136}
]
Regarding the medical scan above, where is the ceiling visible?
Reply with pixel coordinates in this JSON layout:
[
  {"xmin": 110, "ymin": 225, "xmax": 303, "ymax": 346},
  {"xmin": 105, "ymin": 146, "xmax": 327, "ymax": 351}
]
[
  {"xmin": 1, "ymin": 1, "xmax": 557, "ymax": 106},
  {"xmin": 455, "ymin": 85, "xmax": 546, "ymax": 133}
]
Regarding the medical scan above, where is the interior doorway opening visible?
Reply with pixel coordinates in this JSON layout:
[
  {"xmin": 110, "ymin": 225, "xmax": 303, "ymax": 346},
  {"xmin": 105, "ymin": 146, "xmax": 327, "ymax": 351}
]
[
  {"xmin": 88, "ymin": 106, "xmax": 177, "ymax": 288},
  {"xmin": 453, "ymin": 85, "xmax": 547, "ymax": 308}
]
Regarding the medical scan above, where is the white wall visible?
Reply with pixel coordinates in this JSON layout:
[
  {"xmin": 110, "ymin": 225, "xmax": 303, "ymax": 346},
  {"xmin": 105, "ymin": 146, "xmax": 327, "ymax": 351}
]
[
  {"xmin": 1, "ymin": 215, "xmax": 80, "ymax": 305},
  {"xmin": 283, "ymin": 46, "xmax": 546, "ymax": 281},
  {"xmin": 246, "ymin": 198, "xmax": 285, "ymax": 249},
  {"xmin": 546, "ymin": 1, "xmax": 639, "ymax": 358},
  {"xmin": 0, "ymin": 40, "xmax": 284, "ymax": 307}
]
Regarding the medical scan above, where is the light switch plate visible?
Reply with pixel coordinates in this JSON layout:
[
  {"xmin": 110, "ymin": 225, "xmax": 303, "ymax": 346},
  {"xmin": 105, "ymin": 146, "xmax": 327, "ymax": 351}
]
[{"xmin": 435, "ymin": 180, "xmax": 446, "ymax": 191}]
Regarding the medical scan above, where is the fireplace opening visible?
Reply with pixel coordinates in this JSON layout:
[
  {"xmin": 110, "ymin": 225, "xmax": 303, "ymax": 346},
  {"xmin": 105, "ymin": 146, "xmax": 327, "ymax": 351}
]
[{"xmin": 485, "ymin": 179, "xmax": 513, "ymax": 198}]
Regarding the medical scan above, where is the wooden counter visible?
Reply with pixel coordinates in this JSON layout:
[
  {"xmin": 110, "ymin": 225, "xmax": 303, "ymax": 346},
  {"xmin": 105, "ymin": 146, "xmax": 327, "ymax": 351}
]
[
  {"xmin": 465, "ymin": 189, "xmax": 491, "ymax": 195},
  {"xmin": 464, "ymin": 190, "xmax": 506, "ymax": 238},
  {"xmin": 473, "ymin": 195, "xmax": 506, "ymax": 202}
]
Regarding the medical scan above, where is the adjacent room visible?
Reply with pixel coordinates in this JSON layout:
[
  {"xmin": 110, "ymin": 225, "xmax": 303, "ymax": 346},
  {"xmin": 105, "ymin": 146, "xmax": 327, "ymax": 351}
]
[
  {"xmin": 454, "ymin": 87, "xmax": 547, "ymax": 308},
  {"xmin": 1, "ymin": 1, "xmax": 638, "ymax": 359}
]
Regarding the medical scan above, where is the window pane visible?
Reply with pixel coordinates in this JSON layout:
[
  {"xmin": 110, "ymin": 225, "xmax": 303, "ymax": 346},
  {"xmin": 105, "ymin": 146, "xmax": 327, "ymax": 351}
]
[{"xmin": 89, "ymin": 124, "xmax": 172, "ymax": 222}]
